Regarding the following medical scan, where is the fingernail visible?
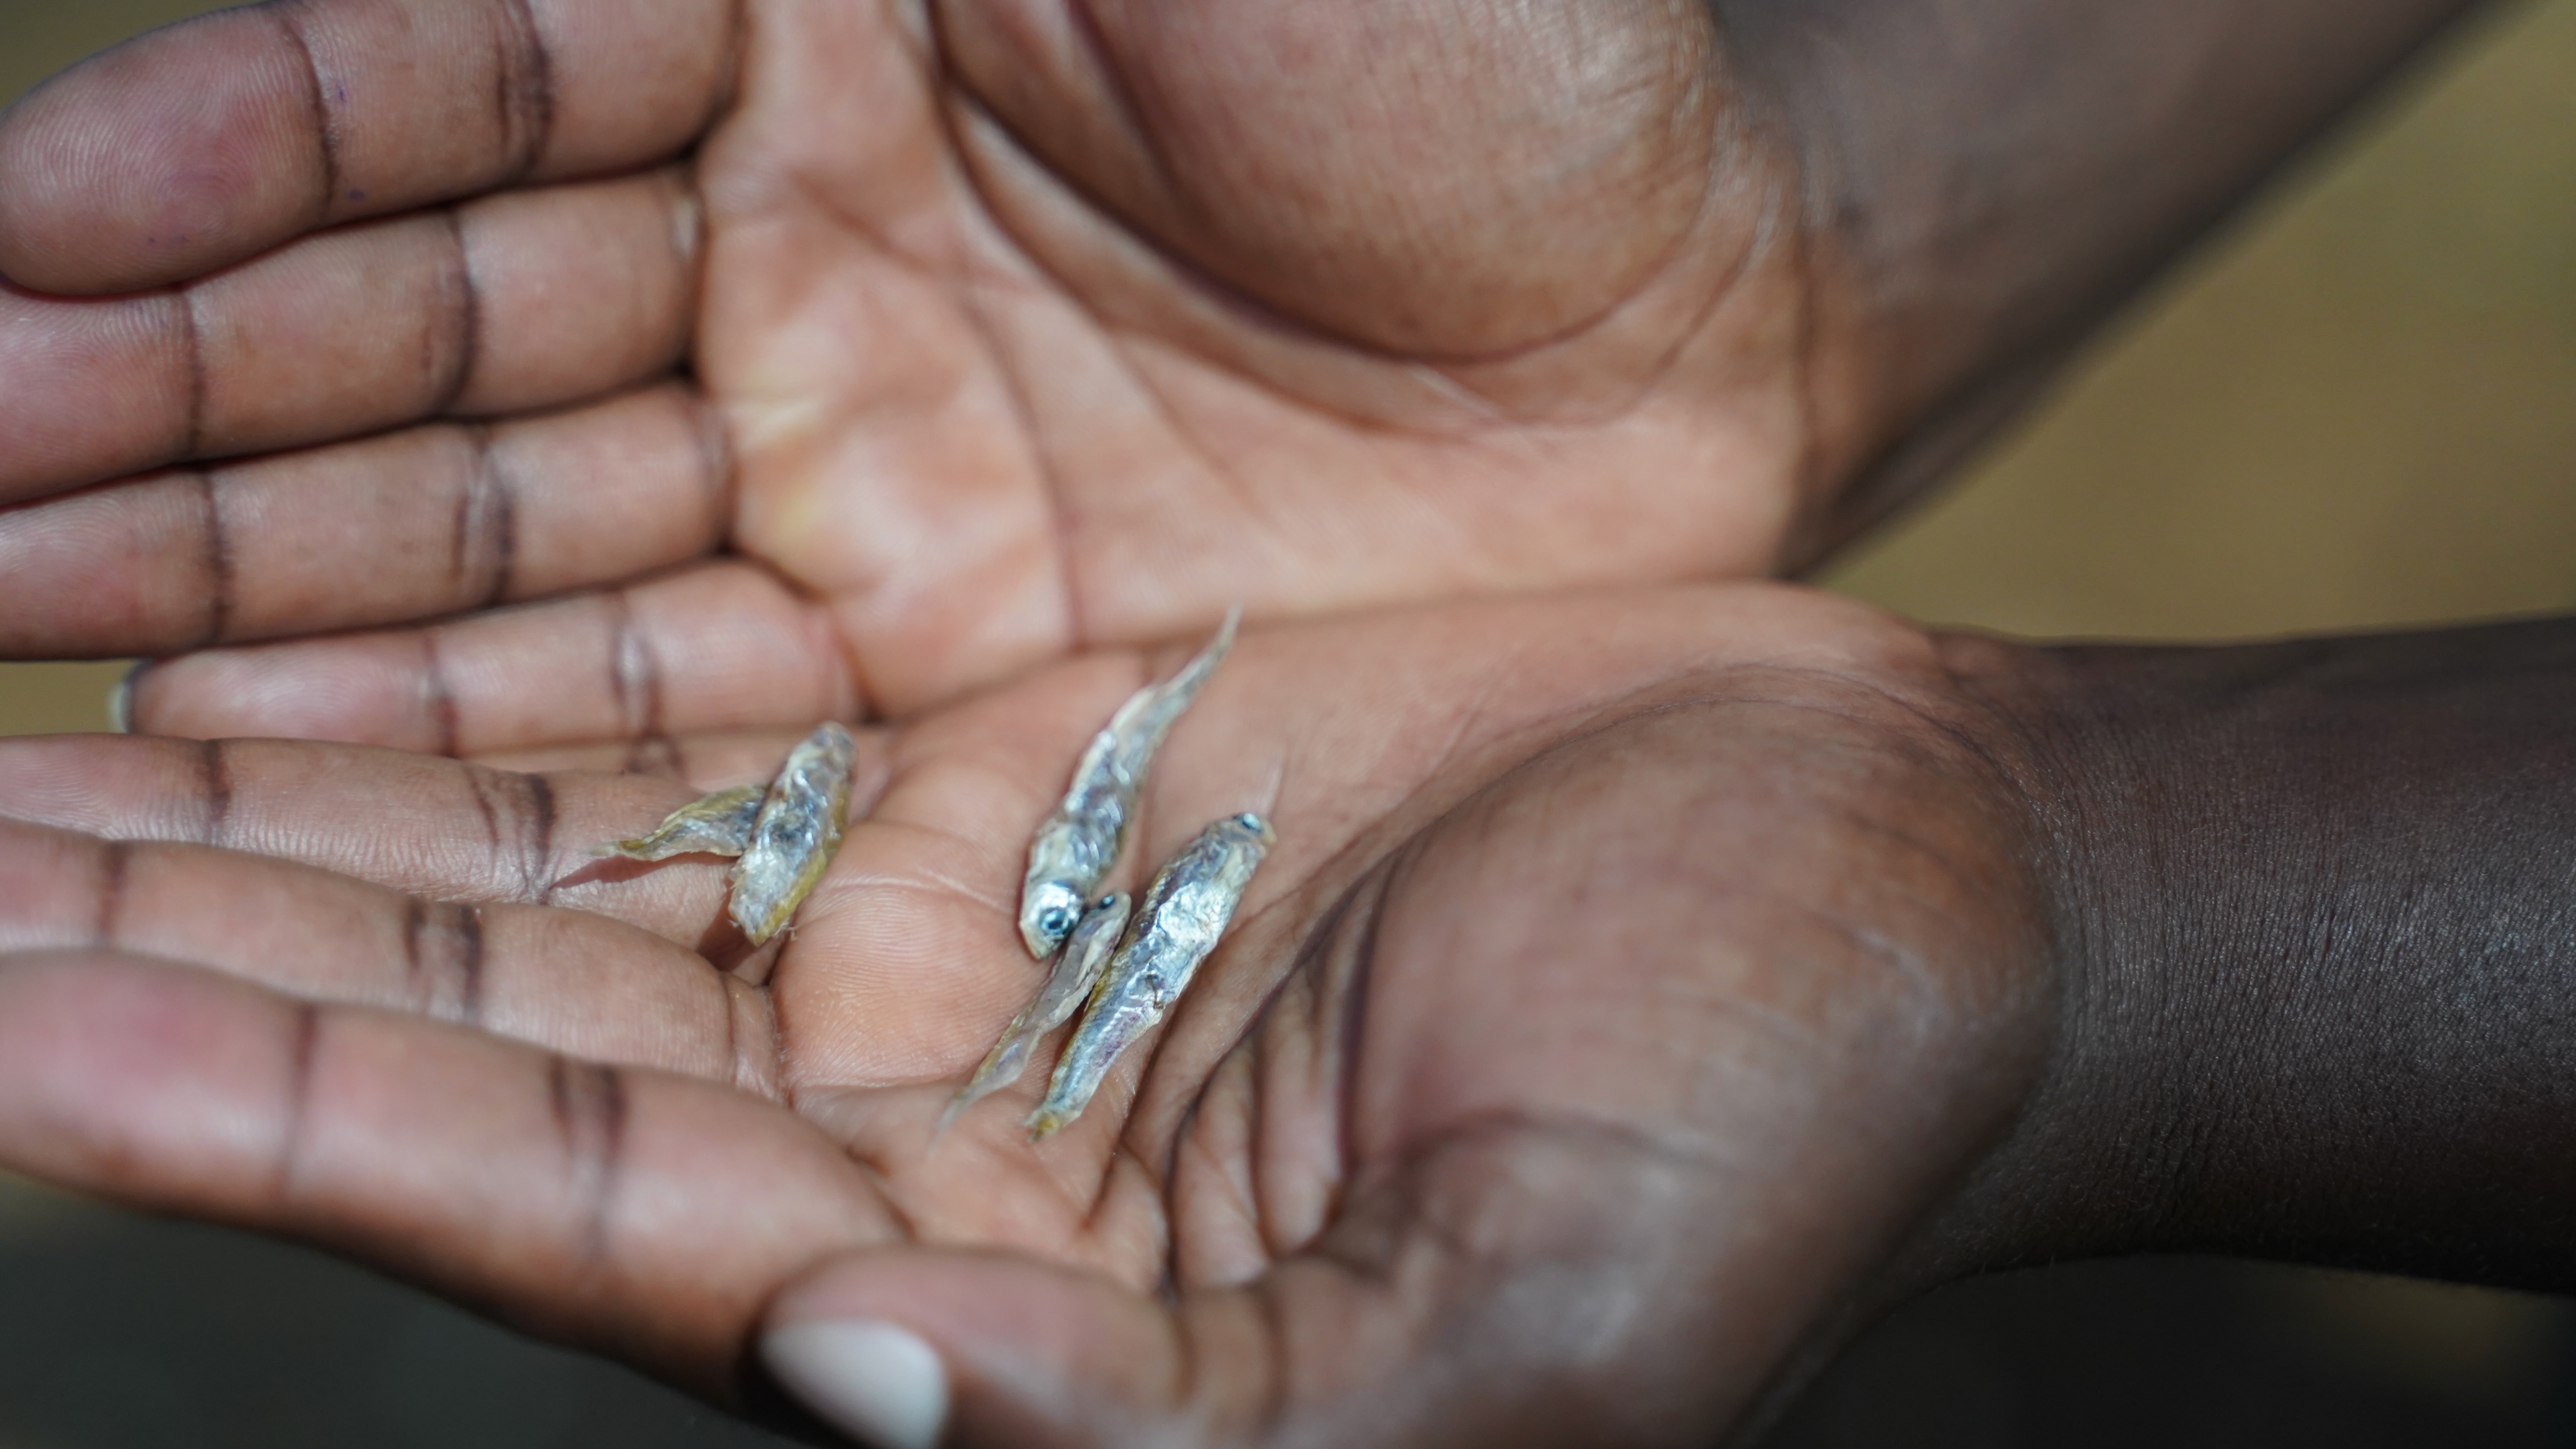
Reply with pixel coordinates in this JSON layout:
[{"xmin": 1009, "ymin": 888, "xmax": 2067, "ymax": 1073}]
[
  {"xmin": 763, "ymin": 1320, "xmax": 949, "ymax": 1449},
  {"xmin": 109, "ymin": 661, "xmax": 147, "ymax": 734}
]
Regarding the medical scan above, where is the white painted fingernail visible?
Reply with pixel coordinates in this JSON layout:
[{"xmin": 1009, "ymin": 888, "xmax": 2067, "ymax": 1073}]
[{"xmin": 763, "ymin": 1320, "xmax": 949, "ymax": 1449}]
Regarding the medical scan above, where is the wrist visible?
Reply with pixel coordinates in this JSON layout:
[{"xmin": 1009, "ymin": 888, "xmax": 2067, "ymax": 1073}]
[{"xmin": 1928, "ymin": 619, "xmax": 2576, "ymax": 1290}]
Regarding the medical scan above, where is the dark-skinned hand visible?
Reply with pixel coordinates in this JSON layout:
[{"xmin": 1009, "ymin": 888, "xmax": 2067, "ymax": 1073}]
[
  {"xmin": 0, "ymin": 0, "xmax": 1821, "ymax": 723},
  {"xmin": 0, "ymin": 587, "xmax": 2062, "ymax": 1446},
  {"xmin": 0, "ymin": 0, "xmax": 2482, "ymax": 729}
]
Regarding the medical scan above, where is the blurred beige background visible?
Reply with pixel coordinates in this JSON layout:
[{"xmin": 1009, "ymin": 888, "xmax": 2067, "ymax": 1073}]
[
  {"xmin": 1826, "ymin": 0, "xmax": 2576, "ymax": 638},
  {"xmin": 0, "ymin": 0, "xmax": 2572, "ymax": 1445}
]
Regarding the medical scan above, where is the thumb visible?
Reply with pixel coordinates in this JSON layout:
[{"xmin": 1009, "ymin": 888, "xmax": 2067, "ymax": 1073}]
[{"xmin": 756, "ymin": 1123, "xmax": 1776, "ymax": 1448}]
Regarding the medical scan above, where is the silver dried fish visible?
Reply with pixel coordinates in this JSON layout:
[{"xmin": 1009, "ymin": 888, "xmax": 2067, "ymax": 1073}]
[
  {"xmin": 1018, "ymin": 607, "xmax": 1239, "ymax": 958},
  {"xmin": 594, "ymin": 723, "xmax": 858, "ymax": 945},
  {"xmin": 729, "ymin": 722, "xmax": 858, "ymax": 945},
  {"xmin": 595, "ymin": 784, "xmax": 765, "ymax": 862},
  {"xmin": 940, "ymin": 890, "xmax": 1133, "ymax": 1135},
  {"xmin": 1027, "ymin": 813, "xmax": 1273, "ymax": 1140}
]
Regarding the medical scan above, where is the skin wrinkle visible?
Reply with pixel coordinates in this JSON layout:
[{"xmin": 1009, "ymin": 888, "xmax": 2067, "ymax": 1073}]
[
  {"xmin": 666, "ymin": 173, "xmax": 708, "ymax": 323},
  {"xmin": 947, "ymin": 6, "xmax": 1740, "ymax": 373},
  {"xmin": 399, "ymin": 897, "xmax": 487, "ymax": 1025},
  {"xmin": 271, "ymin": 3, "xmax": 343, "ymax": 223},
  {"xmin": 1100, "ymin": 315, "xmax": 1285, "ymax": 542},
  {"xmin": 195, "ymin": 738, "xmax": 233, "ymax": 847},
  {"xmin": 1322, "ymin": 865, "xmax": 1399, "ymax": 1240},
  {"xmin": 418, "ymin": 629, "xmax": 462, "ymax": 757},
  {"xmin": 452, "ymin": 903, "xmax": 486, "ymax": 1024},
  {"xmin": 683, "ymin": 384, "xmax": 737, "ymax": 536},
  {"xmin": 432, "ymin": 208, "xmax": 483, "ymax": 416},
  {"xmin": 173, "ymin": 289, "xmax": 210, "ymax": 461},
  {"xmin": 937, "ymin": 87, "xmax": 1614, "ymax": 443},
  {"xmin": 1173, "ymin": 1058, "xmax": 1264, "ymax": 1279},
  {"xmin": 457, "ymin": 423, "xmax": 520, "ymax": 609},
  {"xmin": 714, "ymin": 969, "xmax": 742, "ymax": 1092},
  {"xmin": 462, "ymin": 760, "xmax": 507, "ymax": 872},
  {"xmin": 1164, "ymin": 1263, "xmax": 1207, "ymax": 1416},
  {"xmin": 1236, "ymin": 953, "xmax": 1321, "ymax": 1263},
  {"xmin": 1059, "ymin": 0, "xmax": 1187, "ymax": 201},
  {"xmin": 492, "ymin": 0, "xmax": 560, "ymax": 184},
  {"xmin": 1078, "ymin": 1138, "xmax": 1163, "ymax": 1243},
  {"xmin": 1418, "ymin": 110, "xmax": 1774, "ymax": 420},
  {"xmin": 544, "ymin": 1055, "xmax": 629, "ymax": 1267},
  {"xmin": 620, "ymin": 734, "xmax": 685, "ymax": 778},
  {"xmin": 519, "ymin": 771, "xmax": 559, "ymax": 901},
  {"xmin": 194, "ymin": 468, "xmax": 234, "ymax": 647},
  {"xmin": 91, "ymin": 839, "xmax": 131, "ymax": 950},
  {"xmin": 399, "ymin": 896, "xmax": 426, "ymax": 992},
  {"xmin": 607, "ymin": 590, "xmax": 667, "ymax": 741},
  {"xmin": 949, "ymin": 277, "xmax": 1088, "ymax": 650},
  {"xmin": 270, "ymin": 1000, "xmax": 322, "ymax": 1205}
]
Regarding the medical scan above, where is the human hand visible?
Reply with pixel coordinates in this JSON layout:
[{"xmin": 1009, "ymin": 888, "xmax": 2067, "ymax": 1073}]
[
  {"xmin": 0, "ymin": 586, "xmax": 2063, "ymax": 1444},
  {"xmin": 8, "ymin": 0, "xmax": 2480, "ymax": 731},
  {"xmin": 1, "ymin": 0, "xmax": 1827, "ymax": 723}
]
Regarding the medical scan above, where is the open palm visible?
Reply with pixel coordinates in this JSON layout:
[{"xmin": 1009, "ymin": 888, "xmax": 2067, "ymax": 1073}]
[
  {"xmin": 1, "ymin": 0, "xmax": 1819, "ymax": 733},
  {"xmin": 0, "ymin": 588, "xmax": 2054, "ymax": 1445}
]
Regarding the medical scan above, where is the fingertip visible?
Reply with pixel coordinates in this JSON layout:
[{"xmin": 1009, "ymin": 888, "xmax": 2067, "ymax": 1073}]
[
  {"xmin": 768, "ymin": 1249, "xmax": 1178, "ymax": 1449},
  {"xmin": 762, "ymin": 1320, "xmax": 950, "ymax": 1449}
]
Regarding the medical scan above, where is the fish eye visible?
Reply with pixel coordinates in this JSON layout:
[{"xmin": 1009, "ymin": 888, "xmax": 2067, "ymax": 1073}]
[{"xmin": 1040, "ymin": 904, "xmax": 1078, "ymax": 939}]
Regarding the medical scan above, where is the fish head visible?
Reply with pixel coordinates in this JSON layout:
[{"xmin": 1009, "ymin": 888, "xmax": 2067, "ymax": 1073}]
[{"xmin": 1019, "ymin": 878, "xmax": 1088, "ymax": 959}]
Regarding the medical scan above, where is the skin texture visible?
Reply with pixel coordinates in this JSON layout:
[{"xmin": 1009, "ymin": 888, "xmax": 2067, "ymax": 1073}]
[
  {"xmin": 0, "ymin": 0, "xmax": 2488, "ymax": 727},
  {"xmin": 6, "ymin": 588, "xmax": 2567, "ymax": 1444},
  {"xmin": 0, "ymin": 587, "xmax": 2070, "ymax": 1444},
  {"xmin": 0, "ymin": 0, "xmax": 2544, "ymax": 1440}
]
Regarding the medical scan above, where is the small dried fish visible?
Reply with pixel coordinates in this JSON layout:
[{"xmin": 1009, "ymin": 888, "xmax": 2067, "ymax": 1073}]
[
  {"xmin": 939, "ymin": 890, "xmax": 1133, "ymax": 1136},
  {"xmin": 729, "ymin": 723, "xmax": 858, "ymax": 944},
  {"xmin": 1018, "ymin": 608, "xmax": 1239, "ymax": 958},
  {"xmin": 592, "ymin": 722, "xmax": 857, "ymax": 946},
  {"xmin": 1027, "ymin": 813, "xmax": 1273, "ymax": 1140},
  {"xmin": 595, "ymin": 784, "xmax": 765, "ymax": 862}
]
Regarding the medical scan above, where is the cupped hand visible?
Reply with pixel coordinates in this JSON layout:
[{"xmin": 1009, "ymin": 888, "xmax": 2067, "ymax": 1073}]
[
  {"xmin": 0, "ymin": 586, "xmax": 2060, "ymax": 1445},
  {"xmin": 0, "ymin": 0, "xmax": 1835, "ymax": 724}
]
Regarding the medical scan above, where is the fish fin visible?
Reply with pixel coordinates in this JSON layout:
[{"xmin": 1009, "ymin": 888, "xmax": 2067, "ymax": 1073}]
[{"xmin": 594, "ymin": 784, "xmax": 764, "ymax": 860}]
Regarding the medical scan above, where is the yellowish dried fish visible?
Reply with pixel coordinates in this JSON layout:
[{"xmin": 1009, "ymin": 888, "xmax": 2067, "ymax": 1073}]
[
  {"xmin": 1018, "ymin": 607, "xmax": 1239, "ymax": 958},
  {"xmin": 728, "ymin": 722, "xmax": 858, "ymax": 945},
  {"xmin": 1027, "ymin": 813, "xmax": 1273, "ymax": 1140},
  {"xmin": 594, "ymin": 784, "xmax": 765, "ymax": 862},
  {"xmin": 938, "ymin": 891, "xmax": 1132, "ymax": 1136}
]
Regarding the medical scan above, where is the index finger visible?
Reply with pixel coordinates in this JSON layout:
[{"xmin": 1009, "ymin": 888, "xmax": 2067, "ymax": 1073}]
[{"xmin": 0, "ymin": 0, "xmax": 739, "ymax": 295}]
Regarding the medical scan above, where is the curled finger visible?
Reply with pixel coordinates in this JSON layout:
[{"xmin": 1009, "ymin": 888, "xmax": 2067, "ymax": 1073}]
[
  {"xmin": 126, "ymin": 559, "xmax": 863, "ymax": 754},
  {"xmin": 0, "ymin": 382, "xmax": 728, "ymax": 656},
  {"xmin": 0, "ymin": 948, "xmax": 889, "ymax": 1395},
  {"xmin": 0, "ymin": 167, "xmax": 703, "ymax": 501},
  {"xmin": 0, "ymin": 814, "xmax": 771, "ymax": 1082}
]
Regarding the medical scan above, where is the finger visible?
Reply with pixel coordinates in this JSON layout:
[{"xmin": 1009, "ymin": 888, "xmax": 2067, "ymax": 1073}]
[
  {"xmin": 0, "ymin": 0, "xmax": 736, "ymax": 295},
  {"xmin": 0, "ymin": 383, "xmax": 727, "ymax": 656},
  {"xmin": 0, "ymin": 949, "xmax": 888, "ymax": 1394},
  {"xmin": 0, "ymin": 815, "xmax": 771, "ymax": 1084},
  {"xmin": 127, "ymin": 559, "xmax": 864, "ymax": 754},
  {"xmin": 473, "ymin": 723, "xmax": 827, "ymax": 790},
  {"xmin": 0, "ymin": 732, "xmax": 878, "ymax": 948},
  {"xmin": 761, "ymin": 1124, "xmax": 1750, "ymax": 1449},
  {"xmin": 0, "ymin": 167, "xmax": 700, "ymax": 502}
]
